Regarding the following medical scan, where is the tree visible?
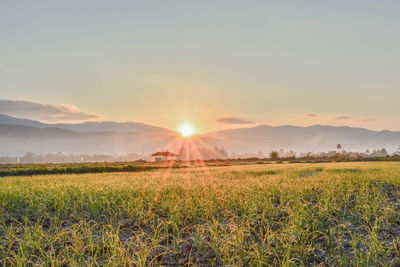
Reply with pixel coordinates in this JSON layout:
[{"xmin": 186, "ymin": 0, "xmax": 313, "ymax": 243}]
[
  {"xmin": 256, "ymin": 150, "xmax": 265, "ymax": 159},
  {"xmin": 395, "ymin": 145, "xmax": 400, "ymax": 156},
  {"xmin": 23, "ymin": 151, "xmax": 35, "ymax": 163},
  {"xmin": 219, "ymin": 147, "xmax": 228, "ymax": 159},
  {"xmin": 270, "ymin": 151, "xmax": 279, "ymax": 160},
  {"xmin": 213, "ymin": 146, "xmax": 228, "ymax": 159}
]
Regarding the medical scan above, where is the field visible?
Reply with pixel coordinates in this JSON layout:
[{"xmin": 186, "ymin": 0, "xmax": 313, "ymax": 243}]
[{"xmin": 1, "ymin": 162, "xmax": 400, "ymax": 266}]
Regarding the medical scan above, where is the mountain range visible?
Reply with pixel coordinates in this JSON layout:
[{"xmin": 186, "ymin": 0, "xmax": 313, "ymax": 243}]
[{"xmin": 0, "ymin": 114, "xmax": 399, "ymax": 156}]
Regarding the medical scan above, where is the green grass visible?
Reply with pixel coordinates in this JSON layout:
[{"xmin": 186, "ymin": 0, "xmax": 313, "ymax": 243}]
[
  {"xmin": 244, "ymin": 170, "xmax": 281, "ymax": 176},
  {"xmin": 0, "ymin": 164, "xmax": 159, "ymax": 177},
  {"xmin": 297, "ymin": 167, "xmax": 324, "ymax": 177},
  {"xmin": 0, "ymin": 162, "xmax": 165, "ymax": 177},
  {"xmin": 1, "ymin": 162, "xmax": 400, "ymax": 266},
  {"xmin": 327, "ymin": 168, "xmax": 363, "ymax": 174}
]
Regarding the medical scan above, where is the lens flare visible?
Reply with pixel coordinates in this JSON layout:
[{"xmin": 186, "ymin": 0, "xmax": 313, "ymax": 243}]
[{"xmin": 180, "ymin": 124, "xmax": 194, "ymax": 138}]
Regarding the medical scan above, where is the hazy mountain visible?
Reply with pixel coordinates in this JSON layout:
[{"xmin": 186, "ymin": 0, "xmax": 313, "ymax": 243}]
[
  {"xmin": 0, "ymin": 114, "xmax": 171, "ymax": 134},
  {"xmin": 0, "ymin": 114, "xmax": 47, "ymax": 128},
  {"xmin": 0, "ymin": 114, "xmax": 178, "ymax": 156},
  {"xmin": 0, "ymin": 124, "xmax": 177, "ymax": 156},
  {"xmin": 1, "ymin": 114, "xmax": 400, "ymax": 157},
  {"xmin": 200, "ymin": 125, "xmax": 400, "ymax": 154}
]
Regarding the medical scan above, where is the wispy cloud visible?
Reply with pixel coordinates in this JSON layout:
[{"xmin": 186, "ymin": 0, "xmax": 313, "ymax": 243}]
[
  {"xmin": 333, "ymin": 115, "xmax": 377, "ymax": 122},
  {"xmin": 334, "ymin": 116, "xmax": 351, "ymax": 120},
  {"xmin": 216, "ymin": 117, "xmax": 254, "ymax": 124},
  {"xmin": 0, "ymin": 99, "xmax": 102, "ymax": 123},
  {"xmin": 306, "ymin": 113, "xmax": 377, "ymax": 122},
  {"xmin": 360, "ymin": 118, "xmax": 377, "ymax": 122}
]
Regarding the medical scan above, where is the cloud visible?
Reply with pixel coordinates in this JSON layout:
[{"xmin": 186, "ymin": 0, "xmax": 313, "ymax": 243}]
[
  {"xmin": 0, "ymin": 99, "xmax": 102, "ymax": 123},
  {"xmin": 306, "ymin": 113, "xmax": 377, "ymax": 122},
  {"xmin": 333, "ymin": 115, "xmax": 376, "ymax": 122},
  {"xmin": 216, "ymin": 117, "xmax": 254, "ymax": 124},
  {"xmin": 360, "ymin": 118, "xmax": 377, "ymax": 122},
  {"xmin": 334, "ymin": 116, "xmax": 351, "ymax": 120}
]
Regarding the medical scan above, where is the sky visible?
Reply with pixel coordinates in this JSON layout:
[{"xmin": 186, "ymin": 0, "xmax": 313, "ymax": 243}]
[{"xmin": 0, "ymin": 1, "xmax": 399, "ymax": 133}]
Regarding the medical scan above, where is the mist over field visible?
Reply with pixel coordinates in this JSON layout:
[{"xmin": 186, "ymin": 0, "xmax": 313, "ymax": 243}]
[{"xmin": 1, "ymin": 114, "xmax": 400, "ymax": 158}]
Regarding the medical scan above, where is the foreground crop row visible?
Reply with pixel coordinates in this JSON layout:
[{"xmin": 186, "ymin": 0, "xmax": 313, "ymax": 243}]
[{"xmin": 1, "ymin": 162, "xmax": 400, "ymax": 266}]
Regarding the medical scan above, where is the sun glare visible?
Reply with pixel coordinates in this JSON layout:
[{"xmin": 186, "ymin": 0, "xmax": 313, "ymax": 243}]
[{"xmin": 179, "ymin": 124, "xmax": 195, "ymax": 138}]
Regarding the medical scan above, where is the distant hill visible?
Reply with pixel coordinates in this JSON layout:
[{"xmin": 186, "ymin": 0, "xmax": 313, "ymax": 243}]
[
  {"xmin": 0, "ymin": 124, "xmax": 177, "ymax": 156},
  {"xmin": 0, "ymin": 114, "xmax": 171, "ymax": 134},
  {"xmin": 0, "ymin": 114, "xmax": 47, "ymax": 128},
  {"xmin": 199, "ymin": 125, "xmax": 400, "ymax": 154},
  {"xmin": 1, "ymin": 114, "xmax": 400, "ymax": 156},
  {"xmin": 0, "ymin": 114, "xmax": 177, "ymax": 156}
]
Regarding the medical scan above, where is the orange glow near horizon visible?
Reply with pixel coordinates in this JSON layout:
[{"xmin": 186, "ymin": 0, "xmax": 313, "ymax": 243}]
[
  {"xmin": 148, "ymin": 132, "xmax": 225, "ymax": 215},
  {"xmin": 179, "ymin": 123, "xmax": 195, "ymax": 138}
]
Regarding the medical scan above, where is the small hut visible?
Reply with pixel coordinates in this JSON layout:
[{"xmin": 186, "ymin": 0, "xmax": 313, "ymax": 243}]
[{"xmin": 151, "ymin": 151, "xmax": 178, "ymax": 162}]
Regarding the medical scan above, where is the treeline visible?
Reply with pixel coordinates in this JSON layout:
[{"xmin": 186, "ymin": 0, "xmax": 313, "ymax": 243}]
[
  {"xmin": 1, "ymin": 146, "xmax": 399, "ymax": 165},
  {"xmin": 0, "ymin": 164, "xmax": 158, "ymax": 177},
  {"xmin": 0, "ymin": 151, "xmax": 150, "ymax": 164}
]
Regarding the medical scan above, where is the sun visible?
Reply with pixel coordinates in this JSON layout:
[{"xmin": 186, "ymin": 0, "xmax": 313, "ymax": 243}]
[{"xmin": 179, "ymin": 123, "xmax": 195, "ymax": 138}]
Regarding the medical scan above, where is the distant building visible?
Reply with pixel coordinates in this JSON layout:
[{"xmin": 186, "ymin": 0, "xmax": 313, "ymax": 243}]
[{"xmin": 151, "ymin": 151, "xmax": 178, "ymax": 162}]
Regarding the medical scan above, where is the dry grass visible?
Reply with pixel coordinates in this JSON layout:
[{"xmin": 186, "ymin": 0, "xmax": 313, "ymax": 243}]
[{"xmin": 1, "ymin": 162, "xmax": 400, "ymax": 266}]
